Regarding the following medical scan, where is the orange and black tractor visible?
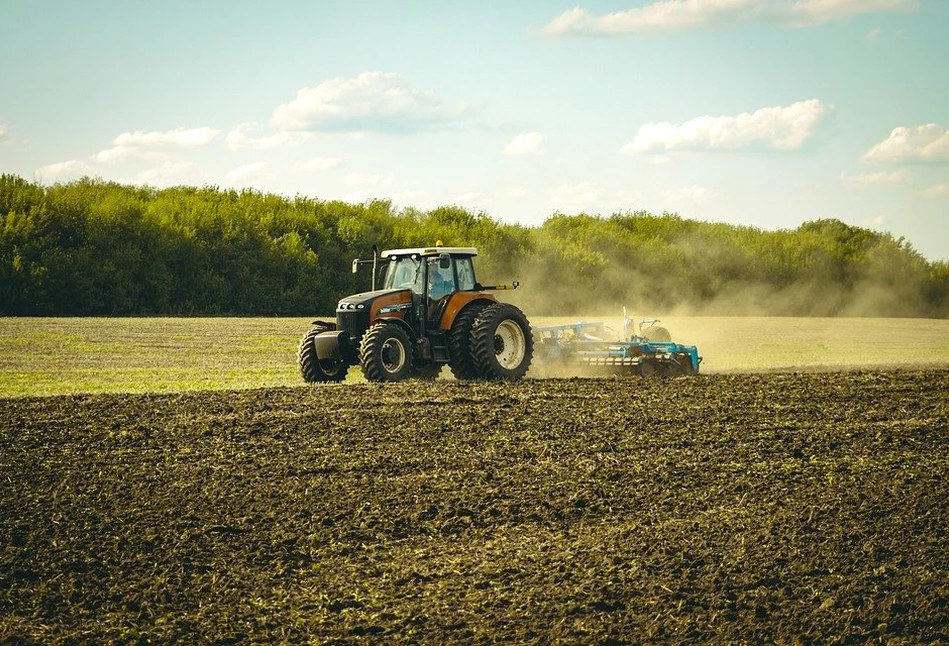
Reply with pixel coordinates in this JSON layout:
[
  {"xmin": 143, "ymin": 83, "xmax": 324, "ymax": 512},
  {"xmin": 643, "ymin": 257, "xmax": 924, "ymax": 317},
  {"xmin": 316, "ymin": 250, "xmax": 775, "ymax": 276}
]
[{"xmin": 297, "ymin": 244, "xmax": 533, "ymax": 383}]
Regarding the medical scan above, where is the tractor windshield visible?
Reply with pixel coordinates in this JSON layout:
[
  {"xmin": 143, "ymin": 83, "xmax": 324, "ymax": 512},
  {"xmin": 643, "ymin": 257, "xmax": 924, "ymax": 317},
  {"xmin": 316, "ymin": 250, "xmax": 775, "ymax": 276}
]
[{"xmin": 383, "ymin": 256, "xmax": 424, "ymax": 294}]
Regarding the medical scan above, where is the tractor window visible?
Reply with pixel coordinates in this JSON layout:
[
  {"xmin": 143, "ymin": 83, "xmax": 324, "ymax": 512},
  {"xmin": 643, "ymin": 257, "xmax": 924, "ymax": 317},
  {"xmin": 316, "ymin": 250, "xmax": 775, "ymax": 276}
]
[
  {"xmin": 385, "ymin": 256, "xmax": 424, "ymax": 294},
  {"xmin": 456, "ymin": 257, "xmax": 476, "ymax": 291},
  {"xmin": 426, "ymin": 258, "xmax": 456, "ymax": 301}
]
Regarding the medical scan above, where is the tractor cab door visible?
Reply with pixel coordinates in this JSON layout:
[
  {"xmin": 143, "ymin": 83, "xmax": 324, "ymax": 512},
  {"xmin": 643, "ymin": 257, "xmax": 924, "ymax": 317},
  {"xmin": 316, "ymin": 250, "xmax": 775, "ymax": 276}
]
[
  {"xmin": 384, "ymin": 255, "xmax": 427, "ymax": 336},
  {"xmin": 425, "ymin": 254, "xmax": 458, "ymax": 327}
]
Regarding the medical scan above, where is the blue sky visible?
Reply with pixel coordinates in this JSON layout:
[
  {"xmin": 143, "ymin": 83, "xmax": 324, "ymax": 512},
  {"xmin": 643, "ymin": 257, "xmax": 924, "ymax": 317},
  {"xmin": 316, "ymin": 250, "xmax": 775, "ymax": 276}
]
[{"xmin": 1, "ymin": 0, "xmax": 947, "ymax": 260}]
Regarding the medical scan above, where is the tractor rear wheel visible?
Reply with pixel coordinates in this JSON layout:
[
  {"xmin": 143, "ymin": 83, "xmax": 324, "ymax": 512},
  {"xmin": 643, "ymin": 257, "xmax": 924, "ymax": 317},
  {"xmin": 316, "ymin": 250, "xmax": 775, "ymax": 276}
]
[
  {"xmin": 360, "ymin": 322, "xmax": 414, "ymax": 382},
  {"xmin": 470, "ymin": 303, "xmax": 533, "ymax": 380},
  {"xmin": 448, "ymin": 303, "xmax": 487, "ymax": 380},
  {"xmin": 298, "ymin": 325, "xmax": 348, "ymax": 383}
]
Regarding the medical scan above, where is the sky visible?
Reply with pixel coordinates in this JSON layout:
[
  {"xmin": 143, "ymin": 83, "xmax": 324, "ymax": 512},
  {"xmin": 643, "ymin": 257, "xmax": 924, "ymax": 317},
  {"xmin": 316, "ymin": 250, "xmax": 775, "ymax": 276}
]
[{"xmin": 1, "ymin": 0, "xmax": 947, "ymax": 260}]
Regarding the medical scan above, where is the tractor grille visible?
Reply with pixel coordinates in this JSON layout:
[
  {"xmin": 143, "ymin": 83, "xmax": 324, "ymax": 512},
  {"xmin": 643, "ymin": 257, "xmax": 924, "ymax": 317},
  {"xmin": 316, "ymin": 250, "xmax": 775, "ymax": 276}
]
[{"xmin": 337, "ymin": 310, "xmax": 369, "ymax": 344}]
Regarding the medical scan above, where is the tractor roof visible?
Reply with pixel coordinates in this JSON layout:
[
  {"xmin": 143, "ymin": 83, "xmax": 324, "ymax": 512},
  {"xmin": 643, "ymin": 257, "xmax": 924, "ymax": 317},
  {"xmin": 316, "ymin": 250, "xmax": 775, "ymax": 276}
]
[{"xmin": 381, "ymin": 246, "xmax": 478, "ymax": 258}]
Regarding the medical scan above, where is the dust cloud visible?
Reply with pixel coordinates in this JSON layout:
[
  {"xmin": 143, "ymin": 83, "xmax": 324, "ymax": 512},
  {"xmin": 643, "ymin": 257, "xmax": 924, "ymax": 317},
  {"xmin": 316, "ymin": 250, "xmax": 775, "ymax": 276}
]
[{"xmin": 476, "ymin": 248, "xmax": 949, "ymax": 374}]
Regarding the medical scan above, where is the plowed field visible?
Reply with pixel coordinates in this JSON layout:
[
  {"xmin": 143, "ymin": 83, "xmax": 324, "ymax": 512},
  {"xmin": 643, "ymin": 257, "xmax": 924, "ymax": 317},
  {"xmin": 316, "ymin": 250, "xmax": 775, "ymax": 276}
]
[{"xmin": 2, "ymin": 370, "xmax": 948, "ymax": 644}]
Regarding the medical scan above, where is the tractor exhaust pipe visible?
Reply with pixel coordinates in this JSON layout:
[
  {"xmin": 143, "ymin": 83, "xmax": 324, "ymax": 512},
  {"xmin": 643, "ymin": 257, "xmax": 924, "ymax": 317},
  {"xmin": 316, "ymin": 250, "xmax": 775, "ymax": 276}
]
[
  {"xmin": 351, "ymin": 245, "xmax": 382, "ymax": 290},
  {"xmin": 371, "ymin": 245, "xmax": 379, "ymax": 291}
]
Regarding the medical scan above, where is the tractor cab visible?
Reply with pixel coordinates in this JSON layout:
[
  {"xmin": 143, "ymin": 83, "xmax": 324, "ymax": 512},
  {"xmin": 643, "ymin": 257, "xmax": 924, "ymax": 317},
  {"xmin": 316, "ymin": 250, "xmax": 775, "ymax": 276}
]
[{"xmin": 379, "ymin": 246, "xmax": 479, "ymax": 333}]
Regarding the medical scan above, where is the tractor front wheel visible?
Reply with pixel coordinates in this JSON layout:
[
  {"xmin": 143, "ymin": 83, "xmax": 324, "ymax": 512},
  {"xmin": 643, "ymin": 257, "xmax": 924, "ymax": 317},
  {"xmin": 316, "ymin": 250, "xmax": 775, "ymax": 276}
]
[
  {"xmin": 359, "ymin": 322, "xmax": 414, "ymax": 382},
  {"xmin": 470, "ymin": 303, "xmax": 533, "ymax": 381},
  {"xmin": 298, "ymin": 325, "xmax": 348, "ymax": 383}
]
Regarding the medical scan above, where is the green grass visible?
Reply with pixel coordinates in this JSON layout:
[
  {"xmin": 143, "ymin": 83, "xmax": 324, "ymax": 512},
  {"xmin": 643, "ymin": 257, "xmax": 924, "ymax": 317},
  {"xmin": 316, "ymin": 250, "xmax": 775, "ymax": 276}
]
[
  {"xmin": 1, "ymin": 316, "xmax": 948, "ymax": 397},
  {"xmin": 0, "ymin": 317, "xmax": 333, "ymax": 397}
]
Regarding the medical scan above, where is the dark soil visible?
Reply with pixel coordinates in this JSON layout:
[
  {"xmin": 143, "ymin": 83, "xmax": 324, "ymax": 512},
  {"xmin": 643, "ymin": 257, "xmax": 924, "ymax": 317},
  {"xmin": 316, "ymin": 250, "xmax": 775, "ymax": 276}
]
[{"xmin": 2, "ymin": 370, "xmax": 949, "ymax": 644}]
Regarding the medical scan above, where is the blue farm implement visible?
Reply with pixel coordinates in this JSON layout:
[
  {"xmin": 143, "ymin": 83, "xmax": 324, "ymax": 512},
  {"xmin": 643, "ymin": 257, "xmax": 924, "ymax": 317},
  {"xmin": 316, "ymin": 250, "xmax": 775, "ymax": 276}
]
[{"xmin": 534, "ymin": 312, "xmax": 701, "ymax": 377}]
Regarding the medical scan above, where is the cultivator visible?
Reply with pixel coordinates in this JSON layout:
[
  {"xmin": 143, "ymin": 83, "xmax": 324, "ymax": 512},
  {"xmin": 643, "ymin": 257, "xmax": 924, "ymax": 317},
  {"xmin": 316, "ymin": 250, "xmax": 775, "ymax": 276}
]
[{"xmin": 534, "ymin": 311, "xmax": 701, "ymax": 377}]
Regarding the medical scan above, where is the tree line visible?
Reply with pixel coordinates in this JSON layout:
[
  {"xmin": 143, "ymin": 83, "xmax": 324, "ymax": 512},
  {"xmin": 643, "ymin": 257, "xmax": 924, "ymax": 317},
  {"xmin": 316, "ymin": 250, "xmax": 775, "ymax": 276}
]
[{"xmin": 1, "ymin": 174, "xmax": 946, "ymax": 317}]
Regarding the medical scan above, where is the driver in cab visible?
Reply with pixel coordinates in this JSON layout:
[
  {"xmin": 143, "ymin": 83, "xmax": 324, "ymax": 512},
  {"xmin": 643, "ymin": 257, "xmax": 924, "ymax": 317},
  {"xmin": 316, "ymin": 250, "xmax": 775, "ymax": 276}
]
[{"xmin": 427, "ymin": 262, "xmax": 454, "ymax": 301}]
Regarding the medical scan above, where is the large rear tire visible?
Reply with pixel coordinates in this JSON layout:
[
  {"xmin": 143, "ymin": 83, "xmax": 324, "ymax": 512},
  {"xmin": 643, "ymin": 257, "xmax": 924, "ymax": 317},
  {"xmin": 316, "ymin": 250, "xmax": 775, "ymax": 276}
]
[
  {"xmin": 298, "ymin": 324, "xmax": 348, "ymax": 383},
  {"xmin": 360, "ymin": 322, "xmax": 414, "ymax": 382},
  {"xmin": 448, "ymin": 303, "xmax": 487, "ymax": 380},
  {"xmin": 470, "ymin": 303, "xmax": 533, "ymax": 381}
]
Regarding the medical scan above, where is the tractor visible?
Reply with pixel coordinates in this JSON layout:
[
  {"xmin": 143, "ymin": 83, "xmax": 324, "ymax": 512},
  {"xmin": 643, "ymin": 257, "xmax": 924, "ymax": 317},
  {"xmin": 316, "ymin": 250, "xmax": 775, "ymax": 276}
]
[{"xmin": 298, "ymin": 243, "xmax": 533, "ymax": 383}]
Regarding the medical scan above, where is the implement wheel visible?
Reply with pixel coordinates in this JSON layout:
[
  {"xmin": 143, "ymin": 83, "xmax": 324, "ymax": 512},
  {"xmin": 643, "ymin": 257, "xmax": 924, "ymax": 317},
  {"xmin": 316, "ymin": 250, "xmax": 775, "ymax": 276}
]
[
  {"xmin": 360, "ymin": 322, "xmax": 414, "ymax": 382},
  {"xmin": 470, "ymin": 303, "xmax": 533, "ymax": 381},
  {"xmin": 298, "ymin": 325, "xmax": 348, "ymax": 383},
  {"xmin": 643, "ymin": 326, "xmax": 672, "ymax": 342},
  {"xmin": 448, "ymin": 303, "xmax": 487, "ymax": 380}
]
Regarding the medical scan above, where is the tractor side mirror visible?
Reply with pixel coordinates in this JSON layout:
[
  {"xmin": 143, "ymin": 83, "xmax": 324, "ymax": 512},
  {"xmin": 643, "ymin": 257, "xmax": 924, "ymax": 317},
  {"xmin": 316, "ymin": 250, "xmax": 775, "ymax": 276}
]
[
  {"xmin": 351, "ymin": 259, "xmax": 359, "ymax": 274},
  {"xmin": 438, "ymin": 252, "xmax": 451, "ymax": 270}
]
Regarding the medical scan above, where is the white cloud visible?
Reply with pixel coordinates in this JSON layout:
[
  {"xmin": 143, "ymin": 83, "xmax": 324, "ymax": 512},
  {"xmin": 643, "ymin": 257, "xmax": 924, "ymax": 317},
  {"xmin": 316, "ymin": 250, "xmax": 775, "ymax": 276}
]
[
  {"xmin": 112, "ymin": 127, "xmax": 219, "ymax": 148},
  {"xmin": 506, "ymin": 186, "xmax": 529, "ymax": 198},
  {"xmin": 93, "ymin": 146, "xmax": 136, "ymax": 163},
  {"xmin": 345, "ymin": 172, "xmax": 393, "ymax": 186},
  {"xmin": 551, "ymin": 182, "xmax": 641, "ymax": 212},
  {"xmin": 503, "ymin": 132, "xmax": 544, "ymax": 156},
  {"xmin": 923, "ymin": 184, "xmax": 949, "ymax": 199},
  {"xmin": 621, "ymin": 99, "xmax": 829, "ymax": 155},
  {"xmin": 94, "ymin": 126, "xmax": 220, "ymax": 164},
  {"xmin": 552, "ymin": 181, "xmax": 603, "ymax": 207},
  {"xmin": 666, "ymin": 184, "xmax": 719, "ymax": 201},
  {"xmin": 35, "ymin": 160, "xmax": 95, "ymax": 182},
  {"xmin": 453, "ymin": 192, "xmax": 483, "ymax": 205},
  {"xmin": 786, "ymin": 0, "xmax": 917, "ymax": 25},
  {"xmin": 390, "ymin": 188, "xmax": 427, "ymax": 204},
  {"xmin": 271, "ymin": 71, "xmax": 472, "ymax": 134},
  {"xmin": 36, "ymin": 126, "xmax": 219, "ymax": 184},
  {"xmin": 226, "ymin": 122, "xmax": 306, "ymax": 150},
  {"xmin": 0, "ymin": 122, "xmax": 8, "ymax": 141},
  {"xmin": 132, "ymin": 160, "xmax": 200, "ymax": 185},
  {"xmin": 225, "ymin": 162, "xmax": 270, "ymax": 184},
  {"xmin": 785, "ymin": 0, "xmax": 917, "ymax": 25},
  {"xmin": 840, "ymin": 170, "xmax": 910, "ymax": 188},
  {"xmin": 291, "ymin": 157, "xmax": 344, "ymax": 172},
  {"xmin": 541, "ymin": 0, "xmax": 918, "ymax": 36},
  {"xmin": 861, "ymin": 124, "xmax": 949, "ymax": 164},
  {"xmin": 92, "ymin": 145, "xmax": 167, "ymax": 164},
  {"xmin": 866, "ymin": 26, "xmax": 884, "ymax": 39}
]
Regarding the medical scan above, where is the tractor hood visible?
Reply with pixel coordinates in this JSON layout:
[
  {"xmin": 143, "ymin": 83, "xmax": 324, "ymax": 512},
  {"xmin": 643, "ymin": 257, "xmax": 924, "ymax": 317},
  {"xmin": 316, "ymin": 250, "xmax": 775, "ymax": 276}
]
[{"xmin": 337, "ymin": 289, "xmax": 413, "ymax": 317}]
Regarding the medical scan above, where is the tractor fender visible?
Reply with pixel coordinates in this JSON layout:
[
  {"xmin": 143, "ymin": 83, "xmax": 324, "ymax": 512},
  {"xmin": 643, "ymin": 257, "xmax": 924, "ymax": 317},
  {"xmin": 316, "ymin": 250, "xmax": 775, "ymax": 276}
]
[
  {"xmin": 372, "ymin": 316, "xmax": 417, "ymax": 341},
  {"xmin": 439, "ymin": 293, "xmax": 497, "ymax": 331}
]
